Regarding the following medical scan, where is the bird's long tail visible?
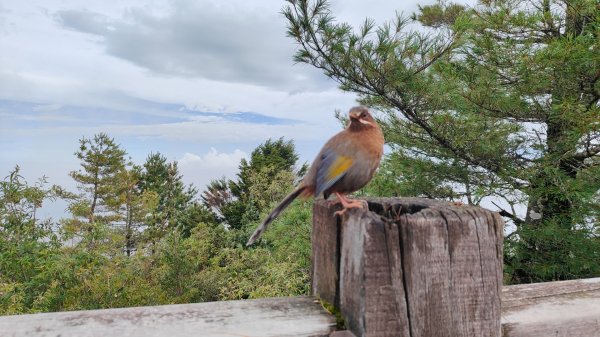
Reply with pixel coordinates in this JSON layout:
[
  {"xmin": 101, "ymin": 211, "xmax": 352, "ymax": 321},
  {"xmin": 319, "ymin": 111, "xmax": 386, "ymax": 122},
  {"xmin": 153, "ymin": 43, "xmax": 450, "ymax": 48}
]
[{"xmin": 246, "ymin": 185, "xmax": 307, "ymax": 246}]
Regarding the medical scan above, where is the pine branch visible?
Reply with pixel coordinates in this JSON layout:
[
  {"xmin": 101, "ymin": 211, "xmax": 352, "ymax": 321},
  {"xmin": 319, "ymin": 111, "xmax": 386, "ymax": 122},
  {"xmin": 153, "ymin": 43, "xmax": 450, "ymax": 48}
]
[{"xmin": 491, "ymin": 200, "xmax": 525, "ymax": 226}]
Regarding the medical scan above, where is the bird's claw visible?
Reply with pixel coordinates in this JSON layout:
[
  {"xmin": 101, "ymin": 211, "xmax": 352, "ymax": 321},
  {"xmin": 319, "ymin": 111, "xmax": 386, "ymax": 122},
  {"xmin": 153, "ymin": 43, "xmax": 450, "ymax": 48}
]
[
  {"xmin": 334, "ymin": 208, "xmax": 347, "ymax": 217},
  {"xmin": 334, "ymin": 199, "xmax": 367, "ymax": 217}
]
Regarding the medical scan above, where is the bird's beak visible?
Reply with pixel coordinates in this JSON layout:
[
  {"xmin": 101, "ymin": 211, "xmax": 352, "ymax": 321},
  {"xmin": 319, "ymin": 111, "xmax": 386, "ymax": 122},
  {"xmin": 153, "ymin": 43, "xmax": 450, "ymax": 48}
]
[
  {"xmin": 349, "ymin": 109, "xmax": 373, "ymax": 126},
  {"xmin": 350, "ymin": 112, "xmax": 372, "ymax": 125}
]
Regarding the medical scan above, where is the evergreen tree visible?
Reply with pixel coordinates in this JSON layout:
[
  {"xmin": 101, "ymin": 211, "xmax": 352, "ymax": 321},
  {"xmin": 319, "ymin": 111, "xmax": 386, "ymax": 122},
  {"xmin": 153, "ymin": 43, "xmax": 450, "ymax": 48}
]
[
  {"xmin": 202, "ymin": 177, "xmax": 233, "ymax": 222},
  {"xmin": 138, "ymin": 153, "xmax": 197, "ymax": 242},
  {"xmin": 203, "ymin": 138, "xmax": 306, "ymax": 231},
  {"xmin": 284, "ymin": 0, "xmax": 600, "ymax": 282},
  {"xmin": 64, "ymin": 133, "xmax": 128, "ymax": 249},
  {"xmin": 113, "ymin": 167, "xmax": 158, "ymax": 256},
  {"xmin": 231, "ymin": 137, "xmax": 302, "ymax": 200}
]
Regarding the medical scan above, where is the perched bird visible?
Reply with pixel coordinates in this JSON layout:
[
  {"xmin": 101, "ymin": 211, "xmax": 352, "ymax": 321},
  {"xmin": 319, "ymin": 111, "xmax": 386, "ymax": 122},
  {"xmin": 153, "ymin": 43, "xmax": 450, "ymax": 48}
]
[{"xmin": 246, "ymin": 106, "xmax": 384, "ymax": 246}]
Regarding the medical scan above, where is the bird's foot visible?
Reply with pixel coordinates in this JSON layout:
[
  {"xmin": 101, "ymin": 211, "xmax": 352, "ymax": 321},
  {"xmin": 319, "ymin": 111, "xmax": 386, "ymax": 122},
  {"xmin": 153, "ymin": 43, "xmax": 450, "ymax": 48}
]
[
  {"xmin": 334, "ymin": 208, "xmax": 347, "ymax": 216},
  {"xmin": 334, "ymin": 205, "xmax": 362, "ymax": 217},
  {"xmin": 333, "ymin": 194, "xmax": 367, "ymax": 216}
]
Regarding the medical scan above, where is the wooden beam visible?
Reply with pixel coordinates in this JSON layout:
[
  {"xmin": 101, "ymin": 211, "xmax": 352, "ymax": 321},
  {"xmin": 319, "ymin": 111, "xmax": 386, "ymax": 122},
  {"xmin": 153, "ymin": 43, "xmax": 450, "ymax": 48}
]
[
  {"xmin": 0, "ymin": 296, "xmax": 336, "ymax": 337},
  {"xmin": 1, "ymin": 281, "xmax": 600, "ymax": 336},
  {"xmin": 502, "ymin": 278, "xmax": 600, "ymax": 337}
]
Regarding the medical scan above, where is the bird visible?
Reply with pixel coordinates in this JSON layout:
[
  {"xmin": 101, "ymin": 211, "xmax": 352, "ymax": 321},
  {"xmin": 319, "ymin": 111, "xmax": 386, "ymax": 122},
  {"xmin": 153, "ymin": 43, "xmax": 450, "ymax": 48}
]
[{"xmin": 246, "ymin": 106, "xmax": 384, "ymax": 246}]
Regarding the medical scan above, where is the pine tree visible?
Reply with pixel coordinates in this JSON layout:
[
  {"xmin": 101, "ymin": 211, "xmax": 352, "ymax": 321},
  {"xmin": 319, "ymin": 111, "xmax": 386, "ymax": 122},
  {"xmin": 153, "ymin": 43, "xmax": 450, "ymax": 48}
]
[
  {"xmin": 231, "ymin": 137, "xmax": 302, "ymax": 200},
  {"xmin": 138, "ymin": 153, "xmax": 197, "ymax": 242},
  {"xmin": 284, "ymin": 0, "xmax": 600, "ymax": 282},
  {"xmin": 113, "ymin": 167, "xmax": 158, "ymax": 256},
  {"xmin": 203, "ymin": 138, "xmax": 306, "ymax": 231},
  {"xmin": 65, "ymin": 133, "xmax": 127, "ymax": 249}
]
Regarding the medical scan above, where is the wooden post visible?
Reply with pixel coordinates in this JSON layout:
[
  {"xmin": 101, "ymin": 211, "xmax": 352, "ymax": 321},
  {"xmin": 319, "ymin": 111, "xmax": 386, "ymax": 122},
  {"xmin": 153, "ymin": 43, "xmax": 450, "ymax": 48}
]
[{"xmin": 312, "ymin": 198, "xmax": 504, "ymax": 337}]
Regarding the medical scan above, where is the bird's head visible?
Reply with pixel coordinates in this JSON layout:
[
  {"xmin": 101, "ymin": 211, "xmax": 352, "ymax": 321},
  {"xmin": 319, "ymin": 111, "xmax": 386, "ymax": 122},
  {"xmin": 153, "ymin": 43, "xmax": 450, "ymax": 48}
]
[{"xmin": 348, "ymin": 106, "xmax": 377, "ymax": 129}]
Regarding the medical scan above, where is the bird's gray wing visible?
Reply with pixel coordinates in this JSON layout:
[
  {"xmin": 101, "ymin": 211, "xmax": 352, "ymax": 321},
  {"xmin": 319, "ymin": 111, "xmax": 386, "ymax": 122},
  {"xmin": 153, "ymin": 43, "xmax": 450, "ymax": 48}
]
[{"xmin": 314, "ymin": 148, "xmax": 353, "ymax": 196}]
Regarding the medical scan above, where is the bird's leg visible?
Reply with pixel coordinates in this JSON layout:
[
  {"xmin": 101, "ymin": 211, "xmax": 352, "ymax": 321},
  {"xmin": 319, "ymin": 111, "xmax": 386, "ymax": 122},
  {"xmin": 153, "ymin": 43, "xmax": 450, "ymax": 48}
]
[{"xmin": 334, "ymin": 192, "xmax": 366, "ymax": 216}]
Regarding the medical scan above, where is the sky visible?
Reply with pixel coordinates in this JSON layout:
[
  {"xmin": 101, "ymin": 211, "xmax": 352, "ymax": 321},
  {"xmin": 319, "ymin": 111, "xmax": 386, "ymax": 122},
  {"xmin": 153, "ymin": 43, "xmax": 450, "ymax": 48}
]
[{"xmin": 0, "ymin": 0, "xmax": 437, "ymax": 220}]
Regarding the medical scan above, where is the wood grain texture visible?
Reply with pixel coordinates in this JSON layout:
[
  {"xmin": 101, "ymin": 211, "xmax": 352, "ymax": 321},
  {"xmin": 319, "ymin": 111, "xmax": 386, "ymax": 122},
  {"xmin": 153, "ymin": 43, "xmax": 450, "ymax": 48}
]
[
  {"xmin": 450, "ymin": 207, "xmax": 503, "ymax": 335},
  {"xmin": 502, "ymin": 277, "xmax": 600, "ymax": 308},
  {"xmin": 399, "ymin": 208, "xmax": 455, "ymax": 337},
  {"xmin": 312, "ymin": 197, "xmax": 503, "ymax": 337},
  {"xmin": 2, "ymin": 279, "xmax": 599, "ymax": 337},
  {"xmin": 0, "ymin": 296, "xmax": 336, "ymax": 337},
  {"xmin": 339, "ymin": 210, "xmax": 409, "ymax": 337},
  {"xmin": 312, "ymin": 200, "xmax": 342, "ymax": 307},
  {"xmin": 501, "ymin": 278, "xmax": 600, "ymax": 337}
]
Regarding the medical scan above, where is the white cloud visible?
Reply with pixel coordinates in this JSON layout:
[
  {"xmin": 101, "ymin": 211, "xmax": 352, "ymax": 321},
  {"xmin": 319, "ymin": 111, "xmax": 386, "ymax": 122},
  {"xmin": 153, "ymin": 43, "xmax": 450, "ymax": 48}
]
[
  {"xmin": 178, "ymin": 147, "xmax": 247, "ymax": 190},
  {"xmin": 112, "ymin": 120, "xmax": 329, "ymax": 143},
  {"xmin": 0, "ymin": 0, "xmax": 371, "ymax": 123},
  {"xmin": 54, "ymin": 0, "xmax": 330, "ymax": 91},
  {"xmin": 32, "ymin": 103, "xmax": 63, "ymax": 111},
  {"xmin": 0, "ymin": 116, "xmax": 334, "ymax": 144}
]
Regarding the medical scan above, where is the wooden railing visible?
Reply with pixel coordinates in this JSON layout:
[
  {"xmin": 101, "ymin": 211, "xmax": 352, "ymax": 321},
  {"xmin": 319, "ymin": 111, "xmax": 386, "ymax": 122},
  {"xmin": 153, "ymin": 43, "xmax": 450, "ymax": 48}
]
[
  {"xmin": 1, "ymin": 198, "xmax": 599, "ymax": 337},
  {"xmin": 502, "ymin": 277, "xmax": 600, "ymax": 336}
]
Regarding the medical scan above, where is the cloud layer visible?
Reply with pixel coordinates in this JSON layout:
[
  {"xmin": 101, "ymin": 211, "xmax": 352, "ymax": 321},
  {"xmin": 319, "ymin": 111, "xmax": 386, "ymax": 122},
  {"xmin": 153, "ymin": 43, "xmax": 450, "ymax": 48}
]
[{"xmin": 55, "ymin": 1, "xmax": 328, "ymax": 91}]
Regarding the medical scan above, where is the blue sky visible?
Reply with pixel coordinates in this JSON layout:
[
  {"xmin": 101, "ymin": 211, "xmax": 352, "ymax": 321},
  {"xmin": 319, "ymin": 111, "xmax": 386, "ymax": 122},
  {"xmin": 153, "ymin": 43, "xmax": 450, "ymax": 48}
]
[{"xmin": 0, "ymin": 0, "xmax": 436, "ymax": 220}]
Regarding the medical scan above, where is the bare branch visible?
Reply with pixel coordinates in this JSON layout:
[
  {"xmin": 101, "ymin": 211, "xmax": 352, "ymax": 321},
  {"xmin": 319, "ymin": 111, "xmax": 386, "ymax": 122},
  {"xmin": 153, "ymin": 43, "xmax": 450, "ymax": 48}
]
[
  {"xmin": 491, "ymin": 200, "xmax": 525, "ymax": 226},
  {"xmin": 572, "ymin": 144, "xmax": 600, "ymax": 161}
]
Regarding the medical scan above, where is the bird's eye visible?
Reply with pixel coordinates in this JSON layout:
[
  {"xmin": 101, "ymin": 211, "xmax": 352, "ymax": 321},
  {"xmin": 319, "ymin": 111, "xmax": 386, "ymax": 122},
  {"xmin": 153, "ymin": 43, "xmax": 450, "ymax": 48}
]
[{"xmin": 360, "ymin": 112, "xmax": 367, "ymax": 118}]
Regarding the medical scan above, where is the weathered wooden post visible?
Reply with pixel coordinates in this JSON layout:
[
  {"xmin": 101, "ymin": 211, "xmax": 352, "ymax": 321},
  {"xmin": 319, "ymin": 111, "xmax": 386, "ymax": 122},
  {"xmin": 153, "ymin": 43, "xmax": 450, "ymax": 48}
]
[{"xmin": 312, "ymin": 197, "xmax": 503, "ymax": 337}]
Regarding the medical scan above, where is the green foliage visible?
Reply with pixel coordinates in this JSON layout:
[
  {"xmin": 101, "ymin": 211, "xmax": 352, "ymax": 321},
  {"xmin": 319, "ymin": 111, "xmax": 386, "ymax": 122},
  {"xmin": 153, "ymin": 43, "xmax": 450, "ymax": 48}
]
[
  {"xmin": 217, "ymin": 201, "xmax": 312, "ymax": 300},
  {"xmin": 202, "ymin": 138, "xmax": 306, "ymax": 233},
  {"xmin": 247, "ymin": 166, "xmax": 297, "ymax": 212},
  {"xmin": 114, "ymin": 167, "xmax": 159, "ymax": 256},
  {"xmin": 413, "ymin": 2, "xmax": 466, "ymax": 28},
  {"xmin": 62, "ymin": 133, "xmax": 130, "ymax": 254},
  {"xmin": 320, "ymin": 299, "xmax": 346, "ymax": 330},
  {"xmin": 232, "ymin": 137, "xmax": 301, "ymax": 199},
  {"xmin": 1, "ymin": 135, "xmax": 312, "ymax": 314},
  {"xmin": 0, "ymin": 166, "xmax": 62, "ymax": 314},
  {"xmin": 505, "ymin": 222, "xmax": 600, "ymax": 283},
  {"xmin": 284, "ymin": 0, "xmax": 600, "ymax": 283},
  {"xmin": 363, "ymin": 152, "xmax": 460, "ymax": 201},
  {"xmin": 139, "ymin": 153, "xmax": 197, "ymax": 241},
  {"xmin": 69, "ymin": 133, "xmax": 127, "ymax": 223}
]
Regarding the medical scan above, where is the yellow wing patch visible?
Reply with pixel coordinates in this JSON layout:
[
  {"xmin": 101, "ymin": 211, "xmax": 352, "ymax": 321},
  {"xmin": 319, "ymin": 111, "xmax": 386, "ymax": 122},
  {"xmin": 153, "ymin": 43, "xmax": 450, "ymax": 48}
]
[{"xmin": 327, "ymin": 155, "xmax": 353, "ymax": 180}]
